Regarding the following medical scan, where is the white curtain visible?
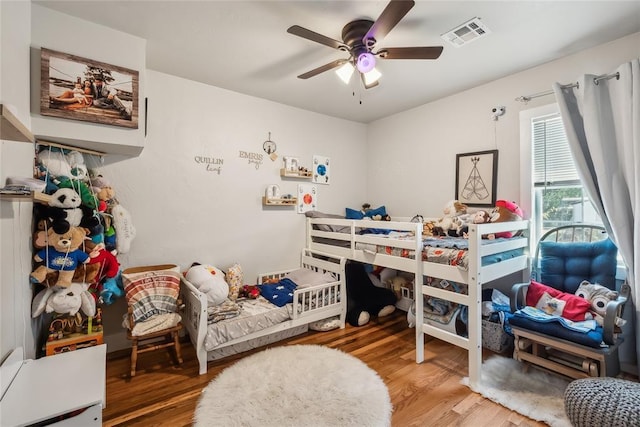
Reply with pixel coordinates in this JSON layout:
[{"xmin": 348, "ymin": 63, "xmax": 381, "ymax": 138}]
[{"xmin": 553, "ymin": 59, "xmax": 640, "ymax": 376}]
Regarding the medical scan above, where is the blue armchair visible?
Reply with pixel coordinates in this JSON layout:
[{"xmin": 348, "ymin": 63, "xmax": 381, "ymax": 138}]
[{"xmin": 510, "ymin": 225, "xmax": 630, "ymax": 379}]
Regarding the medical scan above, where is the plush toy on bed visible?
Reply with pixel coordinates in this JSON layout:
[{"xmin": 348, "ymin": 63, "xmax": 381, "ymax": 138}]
[
  {"xmin": 488, "ymin": 200, "xmax": 524, "ymax": 238},
  {"xmin": 185, "ymin": 263, "xmax": 229, "ymax": 306},
  {"xmin": 345, "ymin": 260, "xmax": 397, "ymax": 327},
  {"xmin": 432, "ymin": 200, "xmax": 470, "ymax": 236}
]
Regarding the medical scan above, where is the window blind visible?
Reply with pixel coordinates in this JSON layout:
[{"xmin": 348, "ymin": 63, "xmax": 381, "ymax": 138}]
[{"xmin": 532, "ymin": 113, "xmax": 580, "ymax": 186}]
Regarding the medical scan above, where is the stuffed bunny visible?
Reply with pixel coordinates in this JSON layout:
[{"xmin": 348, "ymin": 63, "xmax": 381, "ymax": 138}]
[{"xmin": 31, "ymin": 282, "xmax": 96, "ymax": 318}]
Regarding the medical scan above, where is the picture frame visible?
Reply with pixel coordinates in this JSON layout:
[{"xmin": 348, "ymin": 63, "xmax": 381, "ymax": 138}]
[
  {"xmin": 455, "ymin": 149, "xmax": 498, "ymax": 207},
  {"xmin": 40, "ymin": 48, "xmax": 139, "ymax": 129}
]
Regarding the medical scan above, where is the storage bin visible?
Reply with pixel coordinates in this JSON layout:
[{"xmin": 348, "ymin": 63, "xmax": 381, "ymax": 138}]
[{"xmin": 482, "ymin": 319, "xmax": 513, "ymax": 353}]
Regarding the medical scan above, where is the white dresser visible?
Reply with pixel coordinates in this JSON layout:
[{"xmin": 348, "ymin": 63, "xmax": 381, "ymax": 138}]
[{"xmin": 0, "ymin": 344, "xmax": 106, "ymax": 426}]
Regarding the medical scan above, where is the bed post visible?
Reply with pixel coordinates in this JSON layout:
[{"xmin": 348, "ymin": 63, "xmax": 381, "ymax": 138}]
[
  {"xmin": 467, "ymin": 224, "xmax": 482, "ymax": 387},
  {"xmin": 414, "ymin": 221, "xmax": 425, "ymax": 364}
]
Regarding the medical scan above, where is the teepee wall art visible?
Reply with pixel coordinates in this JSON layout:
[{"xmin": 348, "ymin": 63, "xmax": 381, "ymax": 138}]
[{"xmin": 455, "ymin": 150, "xmax": 498, "ymax": 207}]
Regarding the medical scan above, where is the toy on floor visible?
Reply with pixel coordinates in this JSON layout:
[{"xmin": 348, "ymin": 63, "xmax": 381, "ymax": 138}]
[{"xmin": 345, "ymin": 260, "xmax": 397, "ymax": 327}]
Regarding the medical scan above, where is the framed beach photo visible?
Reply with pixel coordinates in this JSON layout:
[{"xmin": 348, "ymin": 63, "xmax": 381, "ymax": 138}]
[
  {"xmin": 40, "ymin": 48, "xmax": 139, "ymax": 129},
  {"xmin": 455, "ymin": 149, "xmax": 498, "ymax": 207}
]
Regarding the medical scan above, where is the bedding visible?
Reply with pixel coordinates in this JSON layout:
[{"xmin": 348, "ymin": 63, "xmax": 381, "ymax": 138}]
[
  {"xmin": 356, "ymin": 234, "xmax": 526, "ymax": 271},
  {"xmin": 202, "ymin": 264, "xmax": 342, "ymax": 351}
]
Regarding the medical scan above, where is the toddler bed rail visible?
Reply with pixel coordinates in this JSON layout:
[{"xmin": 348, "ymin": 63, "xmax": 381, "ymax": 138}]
[{"xmin": 182, "ymin": 249, "xmax": 346, "ymax": 375}]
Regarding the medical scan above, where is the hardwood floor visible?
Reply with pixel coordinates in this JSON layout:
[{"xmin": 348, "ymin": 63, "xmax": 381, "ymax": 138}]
[{"xmin": 103, "ymin": 311, "xmax": 547, "ymax": 426}]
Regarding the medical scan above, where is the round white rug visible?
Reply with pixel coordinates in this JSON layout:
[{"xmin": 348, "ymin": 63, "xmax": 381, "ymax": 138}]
[{"xmin": 194, "ymin": 344, "xmax": 392, "ymax": 427}]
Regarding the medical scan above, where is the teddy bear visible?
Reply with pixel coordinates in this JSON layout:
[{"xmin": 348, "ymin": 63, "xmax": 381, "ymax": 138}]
[
  {"xmin": 31, "ymin": 282, "xmax": 96, "ymax": 317},
  {"xmin": 185, "ymin": 263, "xmax": 229, "ymax": 306},
  {"xmin": 345, "ymin": 260, "xmax": 397, "ymax": 327},
  {"xmin": 90, "ymin": 174, "xmax": 117, "ymax": 210},
  {"xmin": 42, "ymin": 187, "xmax": 99, "ymax": 234},
  {"xmin": 30, "ymin": 226, "xmax": 90, "ymax": 288}
]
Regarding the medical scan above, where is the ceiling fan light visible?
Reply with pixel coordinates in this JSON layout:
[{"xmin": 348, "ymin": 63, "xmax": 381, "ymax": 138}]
[
  {"xmin": 335, "ymin": 62, "xmax": 355, "ymax": 84},
  {"xmin": 363, "ymin": 67, "xmax": 382, "ymax": 85},
  {"xmin": 356, "ymin": 52, "xmax": 376, "ymax": 73}
]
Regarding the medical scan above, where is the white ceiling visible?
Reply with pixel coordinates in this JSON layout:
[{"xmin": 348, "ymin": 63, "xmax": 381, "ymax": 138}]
[{"xmin": 34, "ymin": 1, "xmax": 640, "ymax": 123}]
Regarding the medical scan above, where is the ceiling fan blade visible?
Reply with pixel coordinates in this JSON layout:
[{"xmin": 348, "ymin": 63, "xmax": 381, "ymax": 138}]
[
  {"xmin": 297, "ymin": 59, "xmax": 349, "ymax": 79},
  {"xmin": 378, "ymin": 46, "xmax": 443, "ymax": 60},
  {"xmin": 364, "ymin": 0, "xmax": 415, "ymax": 44},
  {"xmin": 360, "ymin": 72, "xmax": 379, "ymax": 90},
  {"xmin": 287, "ymin": 25, "xmax": 347, "ymax": 50}
]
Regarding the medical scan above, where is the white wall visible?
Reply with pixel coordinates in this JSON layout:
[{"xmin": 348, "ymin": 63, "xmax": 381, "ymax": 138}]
[
  {"xmin": 97, "ymin": 71, "xmax": 368, "ymax": 350},
  {"xmin": 29, "ymin": 5, "xmax": 146, "ymax": 155},
  {"xmin": 367, "ymin": 32, "xmax": 640, "ymax": 220},
  {"xmin": 1, "ymin": 0, "xmax": 36, "ymax": 361}
]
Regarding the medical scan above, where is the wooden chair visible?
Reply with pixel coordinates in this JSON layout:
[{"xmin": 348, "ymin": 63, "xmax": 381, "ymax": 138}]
[
  {"xmin": 125, "ymin": 302, "xmax": 183, "ymax": 377},
  {"xmin": 510, "ymin": 224, "xmax": 630, "ymax": 379}
]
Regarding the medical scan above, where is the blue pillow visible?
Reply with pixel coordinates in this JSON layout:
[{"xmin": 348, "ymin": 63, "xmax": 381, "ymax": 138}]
[
  {"xmin": 345, "ymin": 208, "xmax": 364, "ymax": 219},
  {"xmin": 345, "ymin": 206, "xmax": 387, "ymax": 220}
]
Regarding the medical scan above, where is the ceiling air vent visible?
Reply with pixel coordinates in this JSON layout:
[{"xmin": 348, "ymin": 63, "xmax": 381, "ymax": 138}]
[{"xmin": 441, "ymin": 17, "xmax": 491, "ymax": 47}]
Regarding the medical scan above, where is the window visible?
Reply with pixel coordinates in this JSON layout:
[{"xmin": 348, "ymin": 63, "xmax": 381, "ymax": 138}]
[{"xmin": 520, "ymin": 104, "xmax": 603, "ymax": 246}]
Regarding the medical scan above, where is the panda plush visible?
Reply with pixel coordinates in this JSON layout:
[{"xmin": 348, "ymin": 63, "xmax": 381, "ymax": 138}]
[{"xmin": 44, "ymin": 187, "xmax": 99, "ymax": 234}]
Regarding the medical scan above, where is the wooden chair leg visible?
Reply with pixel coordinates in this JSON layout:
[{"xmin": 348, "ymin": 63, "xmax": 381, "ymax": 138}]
[
  {"xmin": 130, "ymin": 339, "xmax": 138, "ymax": 377},
  {"xmin": 173, "ymin": 331, "xmax": 183, "ymax": 365}
]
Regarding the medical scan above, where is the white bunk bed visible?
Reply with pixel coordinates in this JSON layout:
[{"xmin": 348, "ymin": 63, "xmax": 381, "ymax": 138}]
[
  {"xmin": 181, "ymin": 248, "xmax": 347, "ymax": 375},
  {"xmin": 305, "ymin": 215, "xmax": 529, "ymax": 387}
]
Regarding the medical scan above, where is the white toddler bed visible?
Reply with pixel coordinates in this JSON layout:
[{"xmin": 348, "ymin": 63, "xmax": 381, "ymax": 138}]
[{"xmin": 181, "ymin": 248, "xmax": 347, "ymax": 375}]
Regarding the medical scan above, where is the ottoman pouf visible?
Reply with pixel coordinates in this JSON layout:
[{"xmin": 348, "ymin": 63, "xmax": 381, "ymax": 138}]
[{"xmin": 564, "ymin": 377, "xmax": 640, "ymax": 427}]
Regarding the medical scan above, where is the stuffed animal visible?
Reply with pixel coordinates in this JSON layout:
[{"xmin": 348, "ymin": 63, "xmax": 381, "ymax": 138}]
[
  {"xmin": 488, "ymin": 200, "xmax": 524, "ymax": 238},
  {"xmin": 185, "ymin": 263, "xmax": 229, "ymax": 306},
  {"xmin": 112, "ymin": 203, "xmax": 136, "ymax": 254},
  {"xmin": 44, "ymin": 187, "xmax": 99, "ymax": 234},
  {"xmin": 575, "ymin": 280, "xmax": 626, "ymax": 327},
  {"xmin": 432, "ymin": 200, "xmax": 469, "ymax": 236},
  {"xmin": 90, "ymin": 174, "xmax": 117, "ymax": 209},
  {"xmin": 57, "ymin": 177, "xmax": 98, "ymax": 211},
  {"xmin": 458, "ymin": 209, "xmax": 493, "ymax": 239},
  {"xmin": 31, "ymin": 226, "xmax": 90, "ymax": 288},
  {"xmin": 36, "ymin": 148, "xmax": 73, "ymax": 183},
  {"xmin": 345, "ymin": 261, "xmax": 397, "ymax": 327},
  {"xmin": 100, "ymin": 270, "xmax": 124, "ymax": 305},
  {"xmin": 66, "ymin": 150, "xmax": 89, "ymax": 182},
  {"xmin": 31, "ymin": 282, "xmax": 96, "ymax": 317},
  {"xmin": 238, "ymin": 284, "xmax": 260, "ymax": 299}
]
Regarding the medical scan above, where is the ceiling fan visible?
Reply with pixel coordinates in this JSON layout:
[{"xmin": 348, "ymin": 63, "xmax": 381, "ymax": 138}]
[{"xmin": 287, "ymin": 0, "xmax": 443, "ymax": 89}]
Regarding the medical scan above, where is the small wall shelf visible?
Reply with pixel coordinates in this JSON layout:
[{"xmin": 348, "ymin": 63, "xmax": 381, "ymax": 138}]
[
  {"xmin": 1, "ymin": 104, "xmax": 34, "ymax": 143},
  {"xmin": 262, "ymin": 196, "xmax": 297, "ymax": 206},
  {"xmin": 0, "ymin": 192, "xmax": 51, "ymax": 204},
  {"xmin": 280, "ymin": 168, "xmax": 312, "ymax": 179}
]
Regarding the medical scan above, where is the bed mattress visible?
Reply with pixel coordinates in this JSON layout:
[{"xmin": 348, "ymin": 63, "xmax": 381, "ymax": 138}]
[
  {"xmin": 355, "ymin": 235, "xmax": 526, "ymax": 270},
  {"xmin": 204, "ymin": 297, "xmax": 291, "ymax": 351}
]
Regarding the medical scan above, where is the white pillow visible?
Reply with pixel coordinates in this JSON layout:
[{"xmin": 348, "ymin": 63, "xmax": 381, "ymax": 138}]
[{"xmin": 284, "ymin": 268, "xmax": 337, "ymax": 288}]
